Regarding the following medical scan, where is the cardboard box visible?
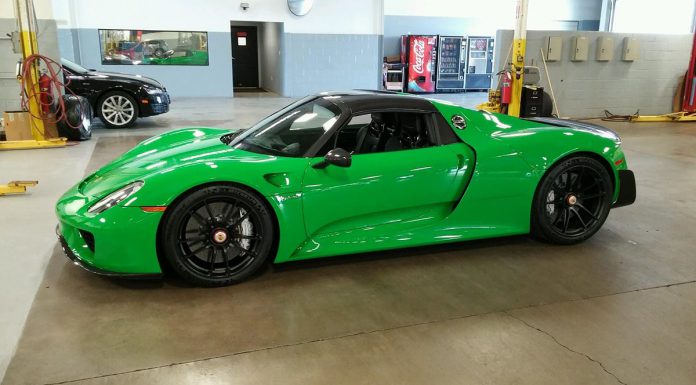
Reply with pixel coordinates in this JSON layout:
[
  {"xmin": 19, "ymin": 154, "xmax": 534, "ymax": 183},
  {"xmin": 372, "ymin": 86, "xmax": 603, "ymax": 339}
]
[
  {"xmin": 384, "ymin": 55, "xmax": 402, "ymax": 63},
  {"xmin": 3, "ymin": 111, "xmax": 33, "ymax": 141},
  {"xmin": 43, "ymin": 113, "xmax": 59, "ymax": 139}
]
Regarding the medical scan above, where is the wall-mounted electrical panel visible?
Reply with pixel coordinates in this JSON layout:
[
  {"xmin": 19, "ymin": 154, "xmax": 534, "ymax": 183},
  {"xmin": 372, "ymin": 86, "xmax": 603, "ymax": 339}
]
[
  {"xmin": 545, "ymin": 36, "xmax": 562, "ymax": 61},
  {"xmin": 596, "ymin": 37, "xmax": 614, "ymax": 61},
  {"xmin": 570, "ymin": 36, "xmax": 588, "ymax": 61},
  {"xmin": 622, "ymin": 37, "xmax": 639, "ymax": 61}
]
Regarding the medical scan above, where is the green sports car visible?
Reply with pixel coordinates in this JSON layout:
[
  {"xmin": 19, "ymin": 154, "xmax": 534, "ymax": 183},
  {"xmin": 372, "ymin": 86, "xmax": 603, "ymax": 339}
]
[{"xmin": 56, "ymin": 91, "xmax": 636, "ymax": 286}]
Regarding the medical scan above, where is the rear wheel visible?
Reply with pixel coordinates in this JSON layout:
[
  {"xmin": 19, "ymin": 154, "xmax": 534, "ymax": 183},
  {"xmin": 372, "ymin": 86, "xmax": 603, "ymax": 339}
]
[
  {"xmin": 531, "ymin": 156, "xmax": 613, "ymax": 244},
  {"xmin": 161, "ymin": 185, "xmax": 275, "ymax": 287}
]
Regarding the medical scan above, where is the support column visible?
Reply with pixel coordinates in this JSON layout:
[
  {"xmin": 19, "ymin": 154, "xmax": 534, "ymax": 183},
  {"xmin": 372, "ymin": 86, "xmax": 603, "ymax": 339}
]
[{"xmin": 508, "ymin": 0, "xmax": 528, "ymax": 118}]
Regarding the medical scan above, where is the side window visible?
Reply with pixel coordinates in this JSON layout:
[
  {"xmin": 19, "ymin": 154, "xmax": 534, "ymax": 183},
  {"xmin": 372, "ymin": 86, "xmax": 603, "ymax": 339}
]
[{"xmin": 321, "ymin": 111, "xmax": 436, "ymax": 156}]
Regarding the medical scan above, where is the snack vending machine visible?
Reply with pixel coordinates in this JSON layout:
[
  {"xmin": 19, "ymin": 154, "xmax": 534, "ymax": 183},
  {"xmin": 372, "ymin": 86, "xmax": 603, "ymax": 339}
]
[
  {"xmin": 406, "ymin": 35, "xmax": 438, "ymax": 93},
  {"xmin": 436, "ymin": 36, "xmax": 468, "ymax": 92},
  {"xmin": 465, "ymin": 36, "xmax": 495, "ymax": 91}
]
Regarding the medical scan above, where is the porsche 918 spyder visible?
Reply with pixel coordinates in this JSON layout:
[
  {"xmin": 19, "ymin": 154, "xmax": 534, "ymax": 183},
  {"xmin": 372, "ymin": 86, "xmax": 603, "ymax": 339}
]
[{"xmin": 56, "ymin": 91, "xmax": 636, "ymax": 286}]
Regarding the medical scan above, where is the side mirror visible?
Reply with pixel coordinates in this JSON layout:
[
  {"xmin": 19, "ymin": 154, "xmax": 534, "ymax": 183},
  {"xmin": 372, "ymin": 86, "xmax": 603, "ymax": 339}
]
[{"xmin": 313, "ymin": 148, "xmax": 352, "ymax": 169}]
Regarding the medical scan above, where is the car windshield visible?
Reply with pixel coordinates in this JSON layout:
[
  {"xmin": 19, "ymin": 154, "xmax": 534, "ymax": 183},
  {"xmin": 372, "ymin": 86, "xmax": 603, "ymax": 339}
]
[
  {"xmin": 61, "ymin": 58, "xmax": 89, "ymax": 74},
  {"xmin": 229, "ymin": 96, "xmax": 341, "ymax": 157}
]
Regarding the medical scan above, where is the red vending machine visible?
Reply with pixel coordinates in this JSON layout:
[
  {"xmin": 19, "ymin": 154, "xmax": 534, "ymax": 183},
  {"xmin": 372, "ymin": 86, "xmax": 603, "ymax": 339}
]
[{"xmin": 406, "ymin": 35, "xmax": 438, "ymax": 93}]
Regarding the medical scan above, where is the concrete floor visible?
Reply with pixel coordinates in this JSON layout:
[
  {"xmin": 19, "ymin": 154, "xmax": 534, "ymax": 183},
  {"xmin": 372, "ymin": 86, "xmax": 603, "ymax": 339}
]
[{"xmin": 2, "ymin": 91, "xmax": 696, "ymax": 385}]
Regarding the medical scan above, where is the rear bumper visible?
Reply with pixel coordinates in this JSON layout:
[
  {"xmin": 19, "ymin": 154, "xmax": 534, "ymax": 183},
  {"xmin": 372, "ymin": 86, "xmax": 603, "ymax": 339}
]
[{"xmin": 613, "ymin": 170, "xmax": 636, "ymax": 208}]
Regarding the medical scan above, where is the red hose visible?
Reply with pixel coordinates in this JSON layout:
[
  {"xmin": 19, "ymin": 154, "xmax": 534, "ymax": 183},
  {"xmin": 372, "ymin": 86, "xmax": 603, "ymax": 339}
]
[{"xmin": 20, "ymin": 54, "xmax": 83, "ymax": 130}]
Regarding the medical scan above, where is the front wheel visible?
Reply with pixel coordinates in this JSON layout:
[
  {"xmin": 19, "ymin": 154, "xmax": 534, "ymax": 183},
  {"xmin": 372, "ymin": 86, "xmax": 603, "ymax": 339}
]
[
  {"xmin": 531, "ymin": 156, "xmax": 613, "ymax": 244},
  {"xmin": 98, "ymin": 91, "xmax": 138, "ymax": 128},
  {"xmin": 161, "ymin": 185, "xmax": 275, "ymax": 287}
]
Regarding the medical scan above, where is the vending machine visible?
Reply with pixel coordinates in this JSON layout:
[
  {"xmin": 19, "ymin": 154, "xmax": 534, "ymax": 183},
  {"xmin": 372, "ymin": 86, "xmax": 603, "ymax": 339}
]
[
  {"xmin": 436, "ymin": 36, "xmax": 468, "ymax": 92},
  {"xmin": 405, "ymin": 35, "xmax": 438, "ymax": 93},
  {"xmin": 465, "ymin": 36, "xmax": 495, "ymax": 91}
]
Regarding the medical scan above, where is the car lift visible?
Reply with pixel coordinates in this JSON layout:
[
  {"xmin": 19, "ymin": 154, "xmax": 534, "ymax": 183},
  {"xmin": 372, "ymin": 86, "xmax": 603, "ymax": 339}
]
[
  {"xmin": 477, "ymin": 0, "xmax": 529, "ymax": 117},
  {"xmin": 631, "ymin": 32, "xmax": 696, "ymax": 122},
  {"xmin": 1, "ymin": 0, "xmax": 65, "ymax": 195},
  {"xmin": 1, "ymin": 0, "xmax": 66, "ymax": 150},
  {"xmin": 0, "ymin": 181, "xmax": 38, "ymax": 196}
]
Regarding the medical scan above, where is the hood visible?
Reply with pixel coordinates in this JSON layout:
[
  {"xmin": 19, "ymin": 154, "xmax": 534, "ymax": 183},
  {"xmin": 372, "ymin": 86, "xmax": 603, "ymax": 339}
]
[
  {"xmin": 78, "ymin": 127, "xmax": 264, "ymax": 198},
  {"xmin": 87, "ymin": 70, "xmax": 163, "ymax": 88}
]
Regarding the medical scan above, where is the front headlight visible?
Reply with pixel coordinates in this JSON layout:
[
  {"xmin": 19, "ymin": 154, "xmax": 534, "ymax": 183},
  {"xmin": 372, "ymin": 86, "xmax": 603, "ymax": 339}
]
[
  {"xmin": 88, "ymin": 181, "xmax": 144, "ymax": 214},
  {"xmin": 145, "ymin": 87, "xmax": 163, "ymax": 95}
]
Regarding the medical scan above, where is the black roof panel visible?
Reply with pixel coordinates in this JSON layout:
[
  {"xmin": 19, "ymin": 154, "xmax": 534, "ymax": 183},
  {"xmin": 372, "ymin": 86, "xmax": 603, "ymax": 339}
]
[{"xmin": 318, "ymin": 90, "xmax": 437, "ymax": 114}]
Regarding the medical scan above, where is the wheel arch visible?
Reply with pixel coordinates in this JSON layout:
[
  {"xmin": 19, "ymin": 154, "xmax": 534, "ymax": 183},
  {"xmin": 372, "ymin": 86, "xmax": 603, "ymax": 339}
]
[
  {"xmin": 95, "ymin": 88, "xmax": 140, "ymax": 118},
  {"xmin": 531, "ymin": 150, "xmax": 616, "ymax": 214},
  {"xmin": 154, "ymin": 181, "xmax": 281, "ymax": 273},
  {"xmin": 555, "ymin": 151, "xmax": 616, "ymax": 193}
]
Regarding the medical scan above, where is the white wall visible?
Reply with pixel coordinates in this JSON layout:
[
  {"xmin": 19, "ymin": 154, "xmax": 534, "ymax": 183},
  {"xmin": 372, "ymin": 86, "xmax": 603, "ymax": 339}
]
[
  {"xmin": 613, "ymin": 0, "xmax": 695, "ymax": 34},
  {"xmin": 384, "ymin": 0, "xmax": 602, "ymax": 29},
  {"xmin": 51, "ymin": 0, "xmax": 382, "ymax": 34},
  {"xmin": 494, "ymin": 29, "xmax": 693, "ymax": 117},
  {"xmin": 0, "ymin": 0, "xmax": 56, "ymax": 19},
  {"xmin": 48, "ymin": 0, "xmax": 384, "ymax": 98}
]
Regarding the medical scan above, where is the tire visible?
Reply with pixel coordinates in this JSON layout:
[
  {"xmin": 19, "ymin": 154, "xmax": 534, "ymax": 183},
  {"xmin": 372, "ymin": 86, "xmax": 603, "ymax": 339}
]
[
  {"xmin": 542, "ymin": 91, "xmax": 554, "ymax": 117},
  {"xmin": 57, "ymin": 95, "xmax": 93, "ymax": 141},
  {"xmin": 161, "ymin": 185, "xmax": 275, "ymax": 287},
  {"xmin": 531, "ymin": 156, "xmax": 613, "ymax": 244},
  {"xmin": 98, "ymin": 91, "xmax": 138, "ymax": 128},
  {"xmin": 153, "ymin": 48, "xmax": 165, "ymax": 58}
]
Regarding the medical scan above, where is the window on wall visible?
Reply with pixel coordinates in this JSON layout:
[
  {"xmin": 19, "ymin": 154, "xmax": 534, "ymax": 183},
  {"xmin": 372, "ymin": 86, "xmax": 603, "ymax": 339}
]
[{"xmin": 98, "ymin": 29, "xmax": 209, "ymax": 65}]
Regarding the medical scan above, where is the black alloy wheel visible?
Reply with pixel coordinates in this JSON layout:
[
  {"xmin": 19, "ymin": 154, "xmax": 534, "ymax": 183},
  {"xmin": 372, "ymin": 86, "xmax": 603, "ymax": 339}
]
[
  {"xmin": 162, "ymin": 185, "xmax": 274, "ymax": 286},
  {"xmin": 531, "ymin": 156, "xmax": 613, "ymax": 244}
]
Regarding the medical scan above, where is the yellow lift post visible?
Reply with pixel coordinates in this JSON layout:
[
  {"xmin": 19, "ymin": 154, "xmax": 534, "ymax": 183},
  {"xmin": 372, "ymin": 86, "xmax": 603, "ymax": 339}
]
[
  {"xmin": 477, "ymin": 0, "xmax": 529, "ymax": 116},
  {"xmin": 2, "ymin": 0, "xmax": 66, "ymax": 195},
  {"xmin": 0, "ymin": 0, "xmax": 66, "ymax": 150}
]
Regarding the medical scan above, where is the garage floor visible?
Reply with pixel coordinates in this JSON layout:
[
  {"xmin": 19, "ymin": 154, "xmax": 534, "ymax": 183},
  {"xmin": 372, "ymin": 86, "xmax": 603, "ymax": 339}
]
[{"xmin": 2, "ymin": 92, "xmax": 696, "ymax": 385}]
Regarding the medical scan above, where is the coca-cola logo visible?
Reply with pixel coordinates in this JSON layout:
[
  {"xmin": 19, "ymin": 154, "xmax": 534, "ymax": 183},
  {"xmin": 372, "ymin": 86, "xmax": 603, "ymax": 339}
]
[{"xmin": 412, "ymin": 40, "xmax": 425, "ymax": 74}]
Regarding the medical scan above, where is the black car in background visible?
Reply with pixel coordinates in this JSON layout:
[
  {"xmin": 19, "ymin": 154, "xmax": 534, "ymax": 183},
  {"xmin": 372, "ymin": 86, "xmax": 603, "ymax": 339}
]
[{"xmin": 61, "ymin": 58, "xmax": 170, "ymax": 128}]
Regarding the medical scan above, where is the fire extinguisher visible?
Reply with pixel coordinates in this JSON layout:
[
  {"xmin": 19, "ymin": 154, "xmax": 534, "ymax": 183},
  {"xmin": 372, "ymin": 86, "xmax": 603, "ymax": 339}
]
[
  {"xmin": 39, "ymin": 71, "xmax": 53, "ymax": 114},
  {"xmin": 500, "ymin": 70, "xmax": 512, "ymax": 105}
]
